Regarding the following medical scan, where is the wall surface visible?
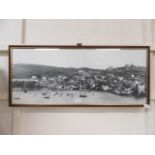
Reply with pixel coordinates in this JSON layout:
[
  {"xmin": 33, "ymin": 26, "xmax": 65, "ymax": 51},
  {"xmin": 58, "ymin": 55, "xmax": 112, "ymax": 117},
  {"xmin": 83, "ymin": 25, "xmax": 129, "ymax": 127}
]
[
  {"xmin": 0, "ymin": 19, "xmax": 22, "ymax": 50},
  {"xmin": 0, "ymin": 19, "xmax": 22, "ymax": 134},
  {"xmin": 0, "ymin": 19, "xmax": 155, "ymax": 134}
]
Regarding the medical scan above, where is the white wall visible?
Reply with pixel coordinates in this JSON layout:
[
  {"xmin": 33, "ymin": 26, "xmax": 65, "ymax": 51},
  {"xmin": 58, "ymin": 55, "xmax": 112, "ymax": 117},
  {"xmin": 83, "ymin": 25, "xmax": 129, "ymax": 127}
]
[
  {"xmin": 26, "ymin": 19, "xmax": 144, "ymax": 45},
  {"xmin": 0, "ymin": 19, "xmax": 22, "ymax": 134},
  {"xmin": 0, "ymin": 19, "xmax": 22, "ymax": 50},
  {"xmin": 0, "ymin": 19, "xmax": 155, "ymax": 134}
]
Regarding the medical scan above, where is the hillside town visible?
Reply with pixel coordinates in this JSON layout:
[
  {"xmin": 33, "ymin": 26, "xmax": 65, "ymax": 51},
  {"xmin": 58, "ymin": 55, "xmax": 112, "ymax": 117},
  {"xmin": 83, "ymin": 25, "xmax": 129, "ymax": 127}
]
[{"xmin": 13, "ymin": 64, "xmax": 146, "ymax": 98}]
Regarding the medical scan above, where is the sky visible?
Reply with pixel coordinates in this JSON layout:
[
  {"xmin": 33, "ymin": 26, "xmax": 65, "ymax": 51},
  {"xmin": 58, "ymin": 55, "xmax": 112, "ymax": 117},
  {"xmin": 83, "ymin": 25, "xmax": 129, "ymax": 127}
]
[{"xmin": 12, "ymin": 48, "xmax": 147, "ymax": 69}]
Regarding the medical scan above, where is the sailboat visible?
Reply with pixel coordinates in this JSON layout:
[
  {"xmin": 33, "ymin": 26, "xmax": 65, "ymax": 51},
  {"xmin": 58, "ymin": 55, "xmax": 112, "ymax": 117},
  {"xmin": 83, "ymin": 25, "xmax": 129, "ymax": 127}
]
[
  {"xmin": 79, "ymin": 85, "xmax": 87, "ymax": 98},
  {"xmin": 42, "ymin": 88, "xmax": 50, "ymax": 99},
  {"xmin": 23, "ymin": 82, "xmax": 28, "ymax": 93},
  {"xmin": 79, "ymin": 92, "xmax": 87, "ymax": 98}
]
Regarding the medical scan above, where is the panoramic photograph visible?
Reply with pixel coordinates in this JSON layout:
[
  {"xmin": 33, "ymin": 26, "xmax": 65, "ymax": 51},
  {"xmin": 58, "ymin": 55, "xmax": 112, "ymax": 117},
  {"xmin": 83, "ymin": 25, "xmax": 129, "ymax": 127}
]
[{"xmin": 11, "ymin": 48, "xmax": 147, "ymax": 105}]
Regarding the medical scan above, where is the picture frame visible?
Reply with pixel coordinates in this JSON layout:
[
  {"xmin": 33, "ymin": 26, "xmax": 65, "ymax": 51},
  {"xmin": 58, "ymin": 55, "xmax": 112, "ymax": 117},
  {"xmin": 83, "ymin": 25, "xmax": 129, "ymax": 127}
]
[{"xmin": 9, "ymin": 45, "xmax": 150, "ymax": 107}]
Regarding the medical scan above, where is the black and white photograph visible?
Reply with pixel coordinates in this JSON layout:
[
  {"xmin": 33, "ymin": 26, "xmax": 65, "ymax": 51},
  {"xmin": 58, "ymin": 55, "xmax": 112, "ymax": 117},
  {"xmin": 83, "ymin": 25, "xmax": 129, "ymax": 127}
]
[{"xmin": 10, "ymin": 46, "xmax": 149, "ymax": 106}]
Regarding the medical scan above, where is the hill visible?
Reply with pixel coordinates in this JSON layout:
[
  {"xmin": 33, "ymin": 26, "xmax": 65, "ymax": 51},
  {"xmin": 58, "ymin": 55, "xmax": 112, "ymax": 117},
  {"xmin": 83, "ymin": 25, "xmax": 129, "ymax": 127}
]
[{"xmin": 13, "ymin": 63, "xmax": 146, "ymax": 79}]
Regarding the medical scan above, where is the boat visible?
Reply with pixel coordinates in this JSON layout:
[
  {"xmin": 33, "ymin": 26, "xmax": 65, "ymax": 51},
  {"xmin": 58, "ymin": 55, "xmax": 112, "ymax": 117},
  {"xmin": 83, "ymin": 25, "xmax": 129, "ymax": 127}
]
[
  {"xmin": 79, "ymin": 94, "xmax": 87, "ymax": 97},
  {"xmin": 42, "ymin": 88, "xmax": 48, "ymax": 96},
  {"xmin": 79, "ymin": 89, "xmax": 87, "ymax": 98},
  {"xmin": 14, "ymin": 97, "xmax": 20, "ymax": 100},
  {"xmin": 23, "ymin": 82, "xmax": 28, "ymax": 93},
  {"xmin": 44, "ymin": 96, "xmax": 50, "ymax": 99},
  {"xmin": 42, "ymin": 88, "xmax": 50, "ymax": 99}
]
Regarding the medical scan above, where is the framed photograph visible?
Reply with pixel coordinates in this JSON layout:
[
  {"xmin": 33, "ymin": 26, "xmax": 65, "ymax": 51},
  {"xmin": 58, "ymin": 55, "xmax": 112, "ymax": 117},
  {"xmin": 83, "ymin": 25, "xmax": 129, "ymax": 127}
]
[{"xmin": 9, "ymin": 45, "xmax": 150, "ymax": 107}]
